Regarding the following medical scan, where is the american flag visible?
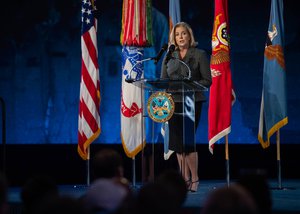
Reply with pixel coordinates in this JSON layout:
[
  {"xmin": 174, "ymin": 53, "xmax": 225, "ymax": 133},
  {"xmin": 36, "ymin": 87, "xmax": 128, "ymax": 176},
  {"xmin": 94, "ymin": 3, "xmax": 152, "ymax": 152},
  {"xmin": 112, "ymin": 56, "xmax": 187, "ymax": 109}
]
[{"xmin": 78, "ymin": 0, "xmax": 101, "ymax": 160}]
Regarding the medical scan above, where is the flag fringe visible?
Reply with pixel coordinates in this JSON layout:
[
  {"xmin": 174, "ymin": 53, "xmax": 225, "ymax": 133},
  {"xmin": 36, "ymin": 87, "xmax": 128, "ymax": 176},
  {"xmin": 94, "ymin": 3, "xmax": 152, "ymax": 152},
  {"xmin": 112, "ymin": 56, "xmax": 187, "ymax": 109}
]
[
  {"xmin": 78, "ymin": 128, "xmax": 101, "ymax": 160},
  {"xmin": 121, "ymin": 134, "xmax": 145, "ymax": 158},
  {"xmin": 120, "ymin": 0, "xmax": 153, "ymax": 47},
  {"xmin": 209, "ymin": 126, "xmax": 231, "ymax": 154},
  {"xmin": 258, "ymin": 117, "xmax": 288, "ymax": 149}
]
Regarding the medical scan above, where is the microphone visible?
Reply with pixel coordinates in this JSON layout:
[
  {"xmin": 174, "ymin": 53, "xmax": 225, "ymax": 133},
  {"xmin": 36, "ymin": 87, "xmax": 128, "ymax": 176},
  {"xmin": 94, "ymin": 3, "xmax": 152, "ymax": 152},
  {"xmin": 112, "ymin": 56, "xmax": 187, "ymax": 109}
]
[
  {"xmin": 153, "ymin": 43, "xmax": 168, "ymax": 64},
  {"xmin": 125, "ymin": 78, "xmax": 134, "ymax": 83},
  {"xmin": 165, "ymin": 44, "xmax": 175, "ymax": 64}
]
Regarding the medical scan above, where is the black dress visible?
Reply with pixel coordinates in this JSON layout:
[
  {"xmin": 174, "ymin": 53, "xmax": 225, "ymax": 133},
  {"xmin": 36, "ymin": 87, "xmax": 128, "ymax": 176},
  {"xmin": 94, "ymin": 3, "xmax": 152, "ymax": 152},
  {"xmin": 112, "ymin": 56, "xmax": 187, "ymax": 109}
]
[{"xmin": 168, "ymin": 101, "xmax": 202, "ymax": 153}]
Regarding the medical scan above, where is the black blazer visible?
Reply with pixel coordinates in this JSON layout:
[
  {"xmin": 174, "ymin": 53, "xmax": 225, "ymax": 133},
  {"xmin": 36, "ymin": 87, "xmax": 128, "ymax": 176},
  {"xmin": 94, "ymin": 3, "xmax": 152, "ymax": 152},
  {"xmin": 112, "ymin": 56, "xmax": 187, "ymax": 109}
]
[{"xmin": 161, "ymin": 47, "xmax": 212, "ymax": 102}]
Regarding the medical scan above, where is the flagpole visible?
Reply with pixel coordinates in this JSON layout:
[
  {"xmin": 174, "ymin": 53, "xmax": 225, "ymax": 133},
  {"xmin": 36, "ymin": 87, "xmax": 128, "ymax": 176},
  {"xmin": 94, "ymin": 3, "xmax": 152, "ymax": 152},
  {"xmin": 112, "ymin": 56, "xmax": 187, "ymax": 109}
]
[
  {"xmin": 276, "ymin": 130, "xmax": 282, "ymax": 189},
  {"xmin": 225, "ymin": 135, "xmax": 230, "ymax": 187},
  {"xmin": 149, "ymin": 119, "xmax": 155, "ymax": 182},
  {"xmin": 0, "ymin": 97, "xmax": 6, "ymax": 174},
  {"xmin": 132, "ymin": 157, "xmax": 136, "ymax": 188},
  {"xmin": 87, "ymin": 146, "xmax": 90, "ymax": 186},
  {"xmin": 141, "ymin": 86, "xmax": 146, "ymax": 184},
  {"xmin": 141, "ymin": 84, "xmax": 145, "ymax": 185}
]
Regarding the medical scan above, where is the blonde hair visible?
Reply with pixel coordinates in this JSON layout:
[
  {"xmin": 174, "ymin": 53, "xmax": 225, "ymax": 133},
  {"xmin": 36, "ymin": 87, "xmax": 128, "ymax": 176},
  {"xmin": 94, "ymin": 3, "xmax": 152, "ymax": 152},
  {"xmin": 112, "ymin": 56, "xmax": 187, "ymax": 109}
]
[{"xmin": 169, "ymin": 22, "xmax": 198, "ymax": 48}]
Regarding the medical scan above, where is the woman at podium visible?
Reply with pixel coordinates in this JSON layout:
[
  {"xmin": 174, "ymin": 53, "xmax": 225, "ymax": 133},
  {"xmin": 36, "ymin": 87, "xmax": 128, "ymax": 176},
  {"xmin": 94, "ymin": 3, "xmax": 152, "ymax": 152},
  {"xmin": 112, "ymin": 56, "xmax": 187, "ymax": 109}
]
[{"xmin": 160, "ymin": 22, "xmax": 212, "ymax": 192}]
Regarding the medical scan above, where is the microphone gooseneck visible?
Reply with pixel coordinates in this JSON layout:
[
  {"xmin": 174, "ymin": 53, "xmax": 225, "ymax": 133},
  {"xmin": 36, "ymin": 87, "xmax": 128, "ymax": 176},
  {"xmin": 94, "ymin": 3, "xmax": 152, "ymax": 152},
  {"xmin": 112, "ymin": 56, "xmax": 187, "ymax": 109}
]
[
  {"xmin": 165, "ymin": 44, "xmax": 176, "ymax": 64},
  {"xmin": 176, "ymin": 59, "xmax": 192, "ymax": 80},
  {"xmin": 153, "ymin": 43, "xmax": 168, "ymax": 64}
]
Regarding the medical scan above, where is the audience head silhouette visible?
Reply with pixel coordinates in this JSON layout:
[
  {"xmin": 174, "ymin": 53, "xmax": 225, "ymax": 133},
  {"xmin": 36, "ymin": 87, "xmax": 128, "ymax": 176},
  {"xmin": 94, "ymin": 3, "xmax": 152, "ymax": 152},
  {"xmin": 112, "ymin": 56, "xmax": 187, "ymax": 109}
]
[
  {"xmin": 0, "ymin": 171, "xmax": 8, "ymax": 214},
  {"xmin": 21, "ymin": 174, "xmax": 59, "ymax": 214},
  {"xmin": 201, "ymin": 184, "xmax": 258, "ymax": 214},
  {"xmin": 135, "ymin": 182, "xmax": 179, "ymax": 214},
  {"xmin": 237, "ymin": 169, "xmax": 272, "ymax": 214},
  {"xmin": 155, "ymin": 169, "xmax": 188, "ymax": 208},
  {"xmin": 35, "ymin": 195, "xmax": 86, "ymax": 214},
  {"xmin": 81, "ymin": 148, "xmax": 131, "ymax": 214},
  {"xmin": 91, "ymin": 148, "xmax": 124, "ymax": 180}
]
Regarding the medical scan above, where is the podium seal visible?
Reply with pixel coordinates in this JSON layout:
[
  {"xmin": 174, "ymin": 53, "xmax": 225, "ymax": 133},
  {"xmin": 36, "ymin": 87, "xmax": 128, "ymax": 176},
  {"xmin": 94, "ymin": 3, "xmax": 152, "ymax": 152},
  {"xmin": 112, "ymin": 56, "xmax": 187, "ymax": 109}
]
[{"xmin": 147, "ymin": 92, "xmax": 175, "ymax": 123}]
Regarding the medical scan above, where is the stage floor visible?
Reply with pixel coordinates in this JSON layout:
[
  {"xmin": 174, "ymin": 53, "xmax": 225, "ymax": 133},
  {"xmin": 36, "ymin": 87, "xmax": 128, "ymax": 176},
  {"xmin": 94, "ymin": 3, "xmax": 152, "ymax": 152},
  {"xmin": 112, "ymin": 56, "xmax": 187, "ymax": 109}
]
[{"xmin": 7, "ymin": 179, "xmax": 300, "ymax": 214}]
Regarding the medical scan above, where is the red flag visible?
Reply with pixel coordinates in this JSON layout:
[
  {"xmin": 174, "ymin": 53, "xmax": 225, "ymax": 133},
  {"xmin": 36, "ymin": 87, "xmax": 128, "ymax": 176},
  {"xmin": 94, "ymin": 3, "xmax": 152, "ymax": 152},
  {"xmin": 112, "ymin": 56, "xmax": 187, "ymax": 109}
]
[
  {"xmin": 78, "ymin": 0, "xmax": 101, "ymax": 160},
  {"xmin": 208, "ymin": 0, "xmax": 235, "ymax": 154}
]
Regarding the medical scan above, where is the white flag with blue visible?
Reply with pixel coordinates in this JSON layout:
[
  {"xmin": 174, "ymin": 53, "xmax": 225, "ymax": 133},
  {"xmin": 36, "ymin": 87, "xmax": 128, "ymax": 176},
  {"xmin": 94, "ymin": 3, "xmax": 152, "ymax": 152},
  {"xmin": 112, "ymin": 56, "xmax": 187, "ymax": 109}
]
[{"xmin": 121, "ymin": 46, "xmax": 145, "ymax": 157}]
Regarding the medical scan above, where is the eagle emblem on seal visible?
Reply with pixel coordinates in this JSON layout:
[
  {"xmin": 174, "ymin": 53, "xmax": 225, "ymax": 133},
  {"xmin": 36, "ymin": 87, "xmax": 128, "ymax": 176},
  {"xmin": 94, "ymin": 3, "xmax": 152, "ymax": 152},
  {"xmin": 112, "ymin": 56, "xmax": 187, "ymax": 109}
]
[{"xmin": 147, "ymin": 92, "xmax": 175, "ymax": 123}]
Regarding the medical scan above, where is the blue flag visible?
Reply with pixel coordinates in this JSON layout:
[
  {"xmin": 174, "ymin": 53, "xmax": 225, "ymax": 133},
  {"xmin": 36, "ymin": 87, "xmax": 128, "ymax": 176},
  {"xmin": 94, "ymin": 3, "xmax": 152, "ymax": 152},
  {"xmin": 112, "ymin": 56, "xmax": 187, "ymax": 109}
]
[
  {"xmin": 169, "ymin": 0, "xmax": 181, "ymax": 31},
  {"xmin": 258, "ymin": 0, "xmax": 288, "ymax": 148}
]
